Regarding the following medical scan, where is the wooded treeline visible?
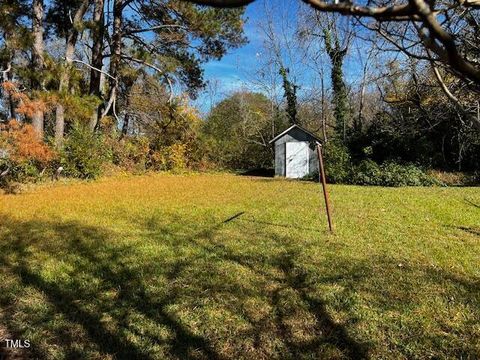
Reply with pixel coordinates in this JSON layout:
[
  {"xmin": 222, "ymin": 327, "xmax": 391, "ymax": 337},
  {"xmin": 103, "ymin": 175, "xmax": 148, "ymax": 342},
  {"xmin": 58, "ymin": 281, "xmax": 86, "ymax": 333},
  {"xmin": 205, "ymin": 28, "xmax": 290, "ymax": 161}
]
[
  {"xmin": 1, "ymin": 0, "xmax": 479, "ymax": 190},
  {"xmin": 0, "ymin": 0, "xmax": 246, "ymax": 188},
  {"xmin": 201, "ymin": 0, "xmax": 480, "ymax": 186},
  {"xmin": 1, "ymin": 0, "xmax": 245, "ymax": 139}
]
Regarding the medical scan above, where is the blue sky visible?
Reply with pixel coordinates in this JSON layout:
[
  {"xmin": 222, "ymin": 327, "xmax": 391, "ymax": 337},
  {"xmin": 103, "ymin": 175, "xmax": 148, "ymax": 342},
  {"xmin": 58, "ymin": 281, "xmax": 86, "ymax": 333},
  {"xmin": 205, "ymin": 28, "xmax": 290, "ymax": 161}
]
[{"xmin": 194, "ymin": 1, "xmax": 269, "ymax": 111}]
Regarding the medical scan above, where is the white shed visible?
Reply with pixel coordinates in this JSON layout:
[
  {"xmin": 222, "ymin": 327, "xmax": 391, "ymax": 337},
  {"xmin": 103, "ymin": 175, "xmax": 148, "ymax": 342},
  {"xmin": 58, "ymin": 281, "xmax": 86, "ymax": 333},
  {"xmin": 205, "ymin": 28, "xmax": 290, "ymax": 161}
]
[{"xmin": 269, "ymin": 125, "xmax": 321, "ymax": 178}]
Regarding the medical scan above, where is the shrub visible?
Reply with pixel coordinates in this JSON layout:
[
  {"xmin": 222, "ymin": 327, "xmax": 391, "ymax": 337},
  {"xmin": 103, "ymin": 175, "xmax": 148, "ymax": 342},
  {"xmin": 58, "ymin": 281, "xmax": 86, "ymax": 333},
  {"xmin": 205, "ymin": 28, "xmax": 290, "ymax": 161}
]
[
  {"xmin": 60, "ymin": 124, "xmax": 108, "ymax": 179},
  {"xmin": 323, "ymin": 141, "xmax": 353, "ymax": 184},
  {"xmin": 150, "ymin": 143, "xmax": 187, "ymax": 171},
  {"xmin": 0, "ymin": 120, "xmax": 55, "ymax": 190},
  {"xmin": 319, "ymin": 138, "xmax": 439, "ymax": 187},
  {"xmin": 108, "ymin": 136, "xmax": 150, "ymax": 172},
  {"xmin": 351, "ymin": 160, "xmax": 440, "ymax": 187},
  {"xmin": 351, "ymin": 159, "xmax": 382, "ymax": 186}
]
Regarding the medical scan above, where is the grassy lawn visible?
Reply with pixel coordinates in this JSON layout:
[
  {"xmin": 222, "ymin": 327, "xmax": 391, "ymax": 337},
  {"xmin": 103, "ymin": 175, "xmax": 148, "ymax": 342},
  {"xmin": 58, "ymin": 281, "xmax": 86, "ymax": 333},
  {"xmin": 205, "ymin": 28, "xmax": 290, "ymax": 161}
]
[{"xmin": 0, "ymin": 173, "xmax": 479, "ymax": 359}]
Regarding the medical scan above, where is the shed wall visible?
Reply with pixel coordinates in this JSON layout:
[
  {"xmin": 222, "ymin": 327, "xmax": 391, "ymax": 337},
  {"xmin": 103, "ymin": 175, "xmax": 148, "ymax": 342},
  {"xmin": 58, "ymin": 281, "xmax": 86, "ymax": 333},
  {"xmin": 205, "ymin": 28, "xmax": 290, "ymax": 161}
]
[{"xmin": 308, "ymin": 145, "xmax": 319, "ymax": 176}]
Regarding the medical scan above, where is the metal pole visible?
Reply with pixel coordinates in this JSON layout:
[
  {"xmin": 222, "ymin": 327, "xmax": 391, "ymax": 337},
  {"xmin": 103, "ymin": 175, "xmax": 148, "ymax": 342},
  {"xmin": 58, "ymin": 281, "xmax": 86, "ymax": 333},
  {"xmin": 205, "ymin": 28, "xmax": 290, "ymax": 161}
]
[{"xmin": 316, "ymin": 143, "xmax": 333, "ymax": 232}]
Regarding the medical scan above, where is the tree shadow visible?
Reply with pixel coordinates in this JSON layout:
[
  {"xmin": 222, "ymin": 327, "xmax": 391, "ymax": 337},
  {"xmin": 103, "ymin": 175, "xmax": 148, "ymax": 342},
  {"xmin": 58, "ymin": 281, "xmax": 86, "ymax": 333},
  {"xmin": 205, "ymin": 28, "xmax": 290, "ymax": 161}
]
[
  {"xmin": 0, "ymin": 213, "xmax": 478, "ymax": 359},
  {"xmin": 0, "ymin": 216, "xmax": 220, "ymax": 360},
  {"xmin": 237, "ymin": 168, "xmax": 274, "ymax": 178},
  {"xmin": 457, "ymin": 226, "xmax": 480, "ymax": 237},
  {"xmin": 0, "ymin": 213, "xmax": 367, "ymax": 359},
  {"xmin": 464, "ymin": 198, "xmax": 480, "ymax": 209},
  {"xmin": 135, "ymin": 213, "xmax": 370, "ymax": 358}
]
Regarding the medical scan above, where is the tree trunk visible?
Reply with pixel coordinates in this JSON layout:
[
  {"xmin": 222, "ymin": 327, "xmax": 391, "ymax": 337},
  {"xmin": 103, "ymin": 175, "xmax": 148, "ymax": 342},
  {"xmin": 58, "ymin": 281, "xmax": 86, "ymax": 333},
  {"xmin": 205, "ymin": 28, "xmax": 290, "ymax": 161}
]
[
  {"xmin": 55, "ymin": 0, "xmax": 90, "ymax": 148},
  {"xmin": 320, "ymin": 73, "xmax": 327, "ymax": 142},
  {"xmin": 330, "ymin": 53, "xmax": 348, "ymax": 141},
  {"xmin": 1, "ymin": 32, "xmax": 16, "ymax": 120},
  {"xmin": 357, "ymin": 75, "xmax": 366, "ymax": 133},
  {"xmin": 121, "ymin": 112, "xmax": 130, "ymax": 136},
  {"xmin": 32, "ymin": 0, "xmax": 45, "ymax": 139},
  {"xmin": 7, "ymin": 69, "xmax": 16, "ymax": 120},
  {"xmin": 89, "ymin": 0, "xmax": 105, "ymax": 131},
  {"xmin": 102, "ymin": 0, "xmax": 122, "ymax": 123},
  {"xmin": 55, "ymin": 105, "xmax": 65, "ymax": 146}
]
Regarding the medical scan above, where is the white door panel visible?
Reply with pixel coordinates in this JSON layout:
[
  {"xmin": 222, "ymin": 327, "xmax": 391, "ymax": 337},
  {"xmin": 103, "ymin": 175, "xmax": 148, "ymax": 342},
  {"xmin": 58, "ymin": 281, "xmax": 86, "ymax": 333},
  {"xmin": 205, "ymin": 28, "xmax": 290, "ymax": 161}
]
[{"xmin": 286, "ymin": 142, "xmax": 309, "ymax": 178}]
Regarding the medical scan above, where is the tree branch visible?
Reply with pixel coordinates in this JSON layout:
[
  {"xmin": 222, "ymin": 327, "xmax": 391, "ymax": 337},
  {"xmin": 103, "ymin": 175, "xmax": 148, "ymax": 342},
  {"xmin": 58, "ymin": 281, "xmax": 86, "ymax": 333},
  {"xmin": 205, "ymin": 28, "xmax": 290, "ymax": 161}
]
[
  {"xmin": 122, "ymin": 55, "xmax": 175, "ymax": 102},
  {"xmin": 411, "ymin": 0, "xmax": 480, "ymax": 85},
  {"xmin": 124, "ymin": 24, "xmax": 188, "ymax": 35},
  {"xmin": 181, "ymin": 0, "xmax": 255, "ymax": 6},
  {"xmin": 303, "ymin": 0, "xmax": 419, "ymax": 21},
  {"xmin": 68, "ymin": 58, "xmax": 118, "ymax": 82}
]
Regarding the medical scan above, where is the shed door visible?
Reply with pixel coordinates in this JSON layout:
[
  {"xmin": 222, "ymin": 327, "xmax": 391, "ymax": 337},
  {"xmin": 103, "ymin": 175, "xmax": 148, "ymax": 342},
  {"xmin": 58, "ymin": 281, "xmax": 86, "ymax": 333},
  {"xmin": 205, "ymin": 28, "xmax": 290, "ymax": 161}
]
[{"xmin": 286, "ymin": 142, "xmax": 309, "ymax": 178}]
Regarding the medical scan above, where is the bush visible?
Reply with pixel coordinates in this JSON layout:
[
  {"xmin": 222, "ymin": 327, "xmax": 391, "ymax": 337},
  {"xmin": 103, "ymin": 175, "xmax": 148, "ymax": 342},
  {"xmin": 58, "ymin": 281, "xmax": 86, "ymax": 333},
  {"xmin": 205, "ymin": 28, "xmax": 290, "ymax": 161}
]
[
  {"xmin": 150, "ymin": 143, "xmax": 187, "ymax": 171},
  {"xmin": 351, "ymin": 160, "xmax": 440, "ymax": 187},
  {"xmin": 380, "ymin": 162, "xmax": 439, "ymax": 186},
  {"xmin": 0, "ymin": 120, "xmax": 55, "ymax": 191},
  {"xmin": 323, "ymin": 141, "xmax": 353, "ymax": 184},
  {"xmin": 351, "ymin": 159, "xmax": 382, "ymax": 185},
  {"xmin": 108, "ymin": 135, "xmax": 150, "ymax": 172},
  {"xmin": 60, "ymin": 124, "xmax": 108, "ymax": 179},
  {"xmin": 320, "ymin": 139, "xmax": 439, "ymax": 187}
]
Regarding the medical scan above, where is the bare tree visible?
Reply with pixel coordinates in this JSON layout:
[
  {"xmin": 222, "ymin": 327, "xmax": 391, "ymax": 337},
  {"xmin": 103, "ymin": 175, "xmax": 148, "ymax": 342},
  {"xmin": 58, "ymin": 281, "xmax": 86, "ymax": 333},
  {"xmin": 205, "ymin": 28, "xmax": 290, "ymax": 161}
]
[
  {"xmin": 253, "ymin": 0, "xmax": 304, "ymax": 132},
  {"xmin": 299, "ymin": 10, "xmax": 354, "ymax": 140},
  {"xmin": 354, "ymin": 41, "xmax": 378, "ymax": 133},
  {"xmin": 184, "ymin": 0, "xmax": 480, "ymax": 91}
]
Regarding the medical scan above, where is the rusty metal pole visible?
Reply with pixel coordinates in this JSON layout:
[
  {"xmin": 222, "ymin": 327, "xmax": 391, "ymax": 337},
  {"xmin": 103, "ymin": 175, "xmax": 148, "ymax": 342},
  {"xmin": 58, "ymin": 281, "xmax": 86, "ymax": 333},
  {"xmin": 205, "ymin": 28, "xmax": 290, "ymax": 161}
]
[{"xmin": 316, "ymin": 142, "xmax": 333, "ymax": 232}]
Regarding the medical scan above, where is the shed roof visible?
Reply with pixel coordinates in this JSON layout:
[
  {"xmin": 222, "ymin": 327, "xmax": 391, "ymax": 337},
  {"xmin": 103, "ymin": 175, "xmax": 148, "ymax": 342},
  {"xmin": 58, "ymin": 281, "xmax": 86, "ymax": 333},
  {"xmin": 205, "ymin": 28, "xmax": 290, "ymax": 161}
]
[{"xmin": 269, "ymin": 124, "xmax": 322, "ymax": 144}]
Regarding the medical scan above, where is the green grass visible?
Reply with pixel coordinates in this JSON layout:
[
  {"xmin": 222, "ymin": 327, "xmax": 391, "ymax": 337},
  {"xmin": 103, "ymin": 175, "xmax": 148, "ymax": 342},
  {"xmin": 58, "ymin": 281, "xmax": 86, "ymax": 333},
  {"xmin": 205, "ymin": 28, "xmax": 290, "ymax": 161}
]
[{"xmin": 0, "ymin": 173, "xmax": 479, "ymax": 359}]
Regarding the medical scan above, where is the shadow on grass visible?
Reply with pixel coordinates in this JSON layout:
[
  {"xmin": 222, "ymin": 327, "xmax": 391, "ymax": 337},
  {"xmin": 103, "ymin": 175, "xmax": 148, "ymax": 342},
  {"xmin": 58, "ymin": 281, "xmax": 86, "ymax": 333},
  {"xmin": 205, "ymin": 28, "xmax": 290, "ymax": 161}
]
[
  {"xmin": 458, "ymin": 226, "xmax": 480, "ymax": 237},
  {"xmin": 219, "ymin": 212, "xmax": 322, "ymax": 233},
  {"xmin": 0, "ymin": 213, "xmax": 367, "ymax": 359},
  {"xmin": 0, "ymin": 213, "xmax": 479, "ymax": 359},
  {"xmin": 464, "ymin": 198, "xmax": 480, "ymax": 209},
  {"xmin": 0, "ymin": 217, "xmax": 222, "ymax": 360},
  {"xmin": 237, "ymin": 169, "xmax": 274, "ymax": 178}
]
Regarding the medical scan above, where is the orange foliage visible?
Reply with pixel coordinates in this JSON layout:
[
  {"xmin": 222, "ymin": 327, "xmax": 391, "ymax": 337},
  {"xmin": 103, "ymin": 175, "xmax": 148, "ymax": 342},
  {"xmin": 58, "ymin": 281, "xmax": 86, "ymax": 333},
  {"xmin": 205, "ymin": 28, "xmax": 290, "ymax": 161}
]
[
  {"xmin": 15, "ymin": 99, "xmax": 49, "ymax": 118},
  {"xmin": 1, "ymin": 81, "xmax": 17, "ymax": 93},
  {"xmin": 1, "ymin": 81, "xmax": 53, "ymax": 118},
  {"xmin": 0, "ymin": 120, "xmax": 54, "ymax": 164}
]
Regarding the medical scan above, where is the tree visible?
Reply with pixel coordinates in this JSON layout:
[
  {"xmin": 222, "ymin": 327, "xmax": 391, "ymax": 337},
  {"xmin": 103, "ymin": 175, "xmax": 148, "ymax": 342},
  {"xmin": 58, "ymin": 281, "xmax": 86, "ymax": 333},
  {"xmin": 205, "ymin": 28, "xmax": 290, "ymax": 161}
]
[
  {"xmin": 0, "ymin": 0, "xmax": 28, "ymax": 121},
  {"xmin": 88, "ymin": 0, "xmax": 105, "ymax": 130},
  {"xmin": 184, "ymin": 0, "xmax": 480, "ymax": 94},
  {"xmin": 203, "ymin": 91, "xmax": 276, "ymax": 169},
  {"xmin": 323, "ymin": 24, "xmax": 349, "ymax": 140},
  {"xmin": 254, "ymin": 1, "xmax": 303, "ymax": 134},
  {"xmin": 49, "ymin": 0, "xmax": 91, "ymax": 147},
  {"xmin": 7, "ymin": 0, "xmax": 247, "ymax": 139},
  {"xmin": 96, "ymin": 0, "xmax": 247, "ymax": 129},
  {"xmin": 299, "ymin": 11, "xmax": 352, "ymax": 142},
  {"xmin": 31, "ymin": 0, "xmax": 45, "ymax": 138}
]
